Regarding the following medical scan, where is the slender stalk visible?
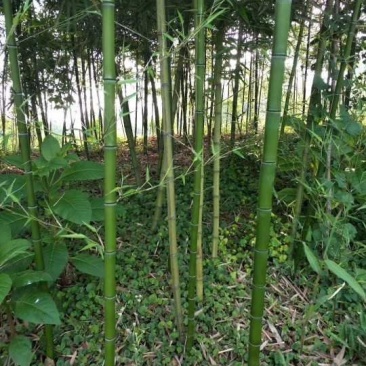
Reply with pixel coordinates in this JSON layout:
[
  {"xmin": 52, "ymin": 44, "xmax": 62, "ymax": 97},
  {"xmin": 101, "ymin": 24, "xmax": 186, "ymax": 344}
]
[
  {"xmin": 246, "ymin": 54, "xmax": 253, "ymax": 133},
  {"xmin": 187, "ymin": 0, "xmax": 205, "ymax": 351},
  {"xmin": 289, "ymin": 0, "xmax": 334, "ymax": 262},
  {"xmin": 151, "ymin": 154, "xmax": 166, "ymax": 231},
  {"xmin": 329, "ymin": 0, "xmax": 362, "ymax": 119},
  {"xmin": 3, "ymin": 0, "xmax": 54, "ymax": 359},
  {"xmin": 156, "ymin": 0, "xmax": 183, "ymax": 335},
  {"xmin": 323, "ymin": 0, "xmax": 362, "ymax": 242},
  {"xmin": 196, "ymin": 162, "xmax": 204, "ymax": 301},
  {"xmin": 302, "ymin": 11, "xmax": 312, "ymax": 117},
  {"xmin": 116, "ymin": 87, "xmax": 142, "ymax": 185},
  {"xmin": 253, "ymin": 36, "xmax": 259, "ymax": 134},
  {"xmin": 212, "ymin": 26, "xmax": 224, "ymax": 258},
  {"xmin": 247, "ymin": 1, "xmax": 292, "ymax": 365},
  {"xmin": 102, "ymin": 1, "xmax": 117, "ymax": 365},
  {"xmin": 280, "ymin": 0, "xmax": 308, "ymax": 135},
  {"xmin": 230, "ymin": 23, "xmax": 244, "ymax": 146}
]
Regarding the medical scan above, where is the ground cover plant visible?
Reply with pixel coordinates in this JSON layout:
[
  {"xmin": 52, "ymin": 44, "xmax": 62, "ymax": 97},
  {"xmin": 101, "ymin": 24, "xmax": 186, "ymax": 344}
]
[
  {"xmin": 2, "ymin": 135, "xmax": 366, "ymax": 365},
  {"xmin": 1, "ymin": 0, "xmax": 366, "ymax": 365}
]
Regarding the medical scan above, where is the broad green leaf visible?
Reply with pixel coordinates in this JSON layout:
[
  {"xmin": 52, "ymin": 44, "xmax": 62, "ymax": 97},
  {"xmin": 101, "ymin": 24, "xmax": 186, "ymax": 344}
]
[
  {"xmin": 47, "ymin": 157, "xmax": 68, "ymax": 170},
  {"xmin": 43, "ymin": 242, "xmax": 68, "ymax": 282},
  {"xmin": 90, "ymin": 198, "xmax": 104, "ymax": 221},
  {"xmin": 0, "ymin": 239, "xmax": 31, "ymax": 267},
  {"xmin": 0, "ymin": 209, "xmax": 28, "ymax": 235},
  {"xmin": 325, "ymin": 259, "xmax": 366, "ymax": 301},
  {"xmin": 313, "ymin": 75, "xmax": 329, "ymax": 91},
  {"xmin": 41, "ymin": 135, "xmax": 61, "ymax": 161},
  {"xmin": 34, "ymin": 155, "xmax": 68, "ymax": 177},
  {"xmin": 350, "ymin": 171, "xmax": 366, "ymax": 196},
  {"xmin": 0, "ymin": 273, "xmax": 12, "ymax": 304},
  {"xmin": 0, "ymin": 253, "xmax": 34, "ymax": 274},
  {"xmin": 62, "ymin": 161, "xmax": 104, "ymax": 181},
  {"xmin": 71, "ymin": 254, "xmax": 104, "ymax": 278},
  {"xmin": 345, "ymin": 121, "xmax": 362, "ymax": 137},
  {"xmin": 15, "ymin": 290, "xmax": 61, "ymax": 325},
  {"xmin": 9, "ymin": 335, "xmax": 33, "ymax": 366},
  {"xmin": 0, "ymin": 224, "xmax": 12, "ymax": 245},
  {"xmin": 52, "ymin": 190, "xmax": 92, "ymax": 224},
  {"xmin": 303, "ymin": 243, "xmax": 322, "ymax": 275},
  {"xmin": 12, "ymin": 271, "xmax": 53, "ymax": 288},
  {"xmin": 2, "ymin": 154, "xmax": 24, "ymax": 169}
]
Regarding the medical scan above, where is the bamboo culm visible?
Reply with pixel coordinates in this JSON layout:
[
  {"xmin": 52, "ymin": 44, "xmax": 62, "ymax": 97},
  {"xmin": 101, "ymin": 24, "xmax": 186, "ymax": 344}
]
[
  {"xmin": 3, "ymin": 0, "xmax": 55, "ymax": 358},
  {"xmin": 248, "ymin": 1, "xmax": 292, "ymax": 365},
  {"xmin": 187, "ymin": 0, "xmax": 206, "ymax": 351},
  {"xmin": 156, "ymin": 0, "xmax": 184, "ymax": 335},
  {"xmin": 102, "ymin": 1, "xmax": 117, "ymax": 365}
]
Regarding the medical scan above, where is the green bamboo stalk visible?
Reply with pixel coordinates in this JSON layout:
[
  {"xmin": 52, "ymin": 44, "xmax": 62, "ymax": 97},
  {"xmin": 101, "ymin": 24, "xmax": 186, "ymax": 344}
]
[
  {"xmin": 230, "ymin": 23, "xmax": 244, "ymax": 146},
  {"xmin": 329, "ymin": 0, "xmax": 362, "ymax": 119},
  {"xmin": 280, "ymin": 0, "xmax": 308, "ymax": 135},
  {"xmin": 116, "ymin": 87, "xmax": 142, "ymax": 185},
  {"xmin": 289, "ymin": 0, "xmax": 334, "ymax": 262},
  {"xmin": 187, "ymin": 0, "xmax": 205, "ymax": 351},
  {"xmin": 3, "ymin": 0, "xmax": 55, "ymax": 359},
  {"xmin": 212, "ymin": 26, "xmax": 224, "ymax": 258},
  {"xmin": 196, "ymin": 162, "xmax": 204, "ymax": 301},
  {"xmin": 151, "ymin": 153, "xmax": 166, "ymax": 231},
  {"xmin": 248, "ymin": 1, "xmax": 292, "ymax": 365},
  {"xmin": 102, "ymin": 1, "xmax": 117, "ymax": 365},
  {"xmin": 323, "ymin": 0, "xmax": 362, "ymax": 242},
  {"xmin": 156, "ymin": 0, "xmax": 183, "ymax": 336}
]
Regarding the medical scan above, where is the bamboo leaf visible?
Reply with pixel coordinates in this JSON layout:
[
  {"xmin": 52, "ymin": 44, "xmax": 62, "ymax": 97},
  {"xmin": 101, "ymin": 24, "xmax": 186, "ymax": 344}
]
[
  {"xmin": 52, "ymin": 190, "xmax": 92, "ymax": 224},
  {"xmin": 276, "ymin": 187, "xmax": 297, "ymax": 203},
  {"xmin": 43, "ymin": 242, "xmax": 68, "ymax": 282},
  {"xmin": 71, "ymin": 254, "xmax": 104, "ymax": 278},
  {"xmin": 41, "ymin": 135, "xmax": 61, "ymax": 161},
  {"xmin": 303, "ymin": 243, "xmax": 322, "ymax": 275},
  {"xmin": 0, "ymin": 273, "xmax": 12, "ymax": 304},
  {"xmin": 62, "ymin": 161, "xmax": 104, "ymax": 181},
  {"xmin": 15, "ymin": 290, "xmax": 61, "ymax": 325},
  {"xmin": 325, "ymin": 259, "xmax": 366, "ymax": 300},
  {"xmin": 9, "ymin": 335, "xmax": 33, "ymax": 366},
  {"xmin": 0, "ymin": 175, "xmax": 26, "ymax": 203}
]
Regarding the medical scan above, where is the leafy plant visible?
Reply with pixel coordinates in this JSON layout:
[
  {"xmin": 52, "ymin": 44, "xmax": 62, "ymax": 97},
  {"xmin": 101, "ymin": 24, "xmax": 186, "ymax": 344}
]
[{"xmin": 0, "ymin": 232, "xmax": 60, "ymax": 366}]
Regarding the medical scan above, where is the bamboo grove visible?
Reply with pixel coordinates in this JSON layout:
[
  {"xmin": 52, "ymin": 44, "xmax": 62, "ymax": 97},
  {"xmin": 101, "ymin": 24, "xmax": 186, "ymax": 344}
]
[{"xmin": 1, "ymin": 0, "xmax": 366, "ymax": 365}]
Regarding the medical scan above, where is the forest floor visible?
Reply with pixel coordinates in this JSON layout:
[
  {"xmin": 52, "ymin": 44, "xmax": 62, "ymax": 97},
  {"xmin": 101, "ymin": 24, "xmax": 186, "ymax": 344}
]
[{"xmin": 1, "ymin": 135, "xmax": 362, "ymax": 365}]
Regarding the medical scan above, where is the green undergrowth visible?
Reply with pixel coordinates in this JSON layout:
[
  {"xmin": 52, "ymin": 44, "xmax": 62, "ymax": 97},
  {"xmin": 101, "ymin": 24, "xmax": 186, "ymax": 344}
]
[{"xmin": 1, "ymin": 135, "xmax": 365, "ymax": 365}]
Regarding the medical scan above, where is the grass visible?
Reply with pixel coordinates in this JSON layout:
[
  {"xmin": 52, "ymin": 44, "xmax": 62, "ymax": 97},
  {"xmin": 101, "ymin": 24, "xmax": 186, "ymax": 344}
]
[{"xmin": 0, "ymin": 134, "xmax": 365, "ymax": 365}]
